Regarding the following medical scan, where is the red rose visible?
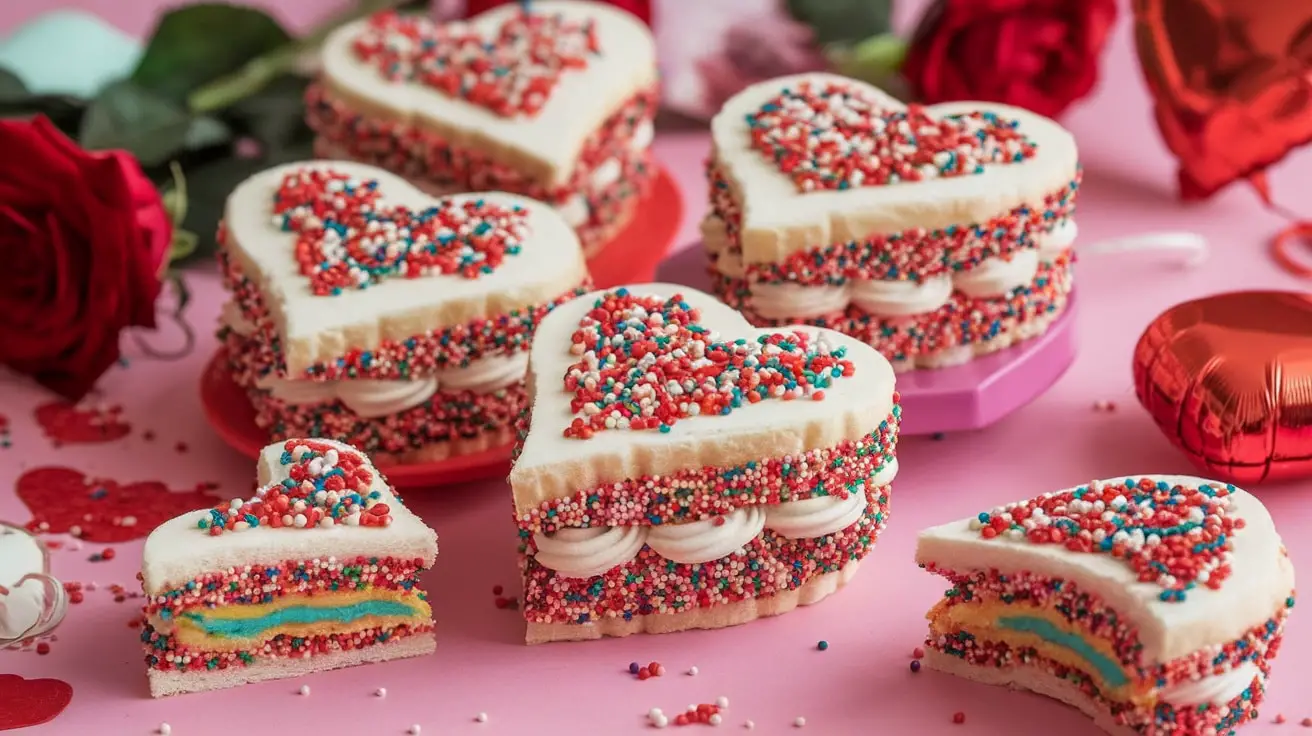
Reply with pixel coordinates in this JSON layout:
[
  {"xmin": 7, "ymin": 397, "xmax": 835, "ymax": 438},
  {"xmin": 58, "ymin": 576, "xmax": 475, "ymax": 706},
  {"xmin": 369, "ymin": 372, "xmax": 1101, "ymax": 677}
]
[
  {"xmin": 0, "ymin": 116, "xmax": 172, "ymax": 401},
  {"xmin": 902, "ymin": 0, "xmax": 1117, "ymax": 118},
  {"xmin": 463, "ymin": 0, "xmax": 653, "ymax": 27}
]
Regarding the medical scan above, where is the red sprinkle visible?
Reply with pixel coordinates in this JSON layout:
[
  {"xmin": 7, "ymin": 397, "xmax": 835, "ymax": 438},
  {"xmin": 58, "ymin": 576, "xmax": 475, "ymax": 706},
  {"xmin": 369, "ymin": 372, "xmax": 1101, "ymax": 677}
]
[
  {"xmin": 952, "ymin": 712, "xmax": 965, "ymax": 725},
  {"xmin": 36, "ymin": 643, "xmax": 50, "ymax": 655},
  {"xmin": 100, "ymin": 547, "xmax": 115, "ymax": 561}
]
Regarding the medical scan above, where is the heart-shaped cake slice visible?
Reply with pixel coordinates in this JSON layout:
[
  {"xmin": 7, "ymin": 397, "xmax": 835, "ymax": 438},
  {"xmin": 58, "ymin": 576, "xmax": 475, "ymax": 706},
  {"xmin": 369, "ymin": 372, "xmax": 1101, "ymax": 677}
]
[
  {"xmin": 311, "ymin": 1, "xmax": 659, "ymax": 251},
  {"xmin": 141, "ymin": 439, "xmax": 439, "ymax": 697},
  {"xmin": 916, "ymin": 475, "xmax": 1295, "ymax": 734},
  {"xmin": 510, "ymin": 284, "xmax": 900, "ymax": 642},
  {"xmin": 705, "ymin": 73, "xmax": 1081, "ymax": 370}
]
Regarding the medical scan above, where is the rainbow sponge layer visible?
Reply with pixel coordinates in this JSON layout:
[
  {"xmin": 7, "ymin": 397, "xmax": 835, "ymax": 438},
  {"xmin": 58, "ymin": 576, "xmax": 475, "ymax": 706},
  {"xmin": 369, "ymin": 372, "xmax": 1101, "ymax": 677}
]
[
  {"xmin": 140, "ymin": 439, "xmax": 439, "ymax": 697},
  {"xmin": 916, "ymin": 476, "xmax": 1295, "ymax": 735},
  {"xmin": 509, "ymin": 284, "xmax": 900, "ymax": 643}
]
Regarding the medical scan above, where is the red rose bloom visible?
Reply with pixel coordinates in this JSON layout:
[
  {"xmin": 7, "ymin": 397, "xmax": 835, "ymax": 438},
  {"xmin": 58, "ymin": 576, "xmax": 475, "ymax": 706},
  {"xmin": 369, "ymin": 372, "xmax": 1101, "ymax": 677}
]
[
  {"xmin": 902, "ymin": 0, "xmax": 1117, "ymax": 118},
  {"xmin": 463, "ymin": 0, "xmax": 652, "ymax": 27},
  {"xmin": 0, "ymin": 116, "xmax": 172, "ymax": 401}
]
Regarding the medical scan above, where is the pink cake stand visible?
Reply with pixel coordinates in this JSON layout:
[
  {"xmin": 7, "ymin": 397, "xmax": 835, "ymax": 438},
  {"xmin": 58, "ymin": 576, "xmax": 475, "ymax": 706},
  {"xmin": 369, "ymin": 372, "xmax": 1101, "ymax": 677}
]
[{"xmin": 656, "ymin": 244, "xmax": 1079, "ymax": 435}]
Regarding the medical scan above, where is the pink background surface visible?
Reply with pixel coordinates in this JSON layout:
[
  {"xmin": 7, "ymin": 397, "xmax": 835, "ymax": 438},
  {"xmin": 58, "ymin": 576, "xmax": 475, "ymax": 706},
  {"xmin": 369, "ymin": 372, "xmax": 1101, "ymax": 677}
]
[{"xmin": 4, "ymin": 1, "xmax": 1312, "ymax": 734}]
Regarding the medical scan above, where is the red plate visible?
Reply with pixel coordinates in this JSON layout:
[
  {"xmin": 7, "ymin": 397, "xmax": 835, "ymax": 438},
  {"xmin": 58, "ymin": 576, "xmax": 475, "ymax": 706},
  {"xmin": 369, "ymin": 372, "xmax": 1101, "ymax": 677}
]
[
  {"xmin": 199, "ymin": 170, "xmax": 682, "ymax": 489},
  {"xmin": 586, "ymin": 166, "xmax": 682, "ymax": 287}
]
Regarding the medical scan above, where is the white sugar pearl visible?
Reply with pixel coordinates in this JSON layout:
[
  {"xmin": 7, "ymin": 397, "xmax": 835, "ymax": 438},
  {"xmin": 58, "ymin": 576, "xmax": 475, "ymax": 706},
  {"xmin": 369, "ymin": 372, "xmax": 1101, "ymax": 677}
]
[
  {"xmin": 687, "ymin": 666, "xmax": 699, "ymax": 676},
  {"xmin": 158, "ymin": 724, "xmax": 172, "ymax": 736},
  {"xmin": 709, "ymin": 714, "xmax": 723, "ymax": 725},
  {"xmin": 649, "ymin": 708, "xmax": 664, "ymax": 719},
  {"xmin": 408, "ymin": 727, "xmax": 421, "ymax": 735},
  {"xmin": 794, "ymin": 717, "xmax": 807, "ymax": 728},
  {"xmin": 743, "ymin": 721, "xmax": 755, "ymax": 730},
  {"xmin": 298, "ymin": 685, "xmax": 310, "ymax": 696},
  {"xmin": 374, "ymin": 687, "xmax": 387, "ymax": 697},
  {"xmin": 716, "ymin": 696, "xmax": 729, "ymax": 708},
  {"xmin": 475, "ymin": 713, "xmax": 487, "ymax": 723}
]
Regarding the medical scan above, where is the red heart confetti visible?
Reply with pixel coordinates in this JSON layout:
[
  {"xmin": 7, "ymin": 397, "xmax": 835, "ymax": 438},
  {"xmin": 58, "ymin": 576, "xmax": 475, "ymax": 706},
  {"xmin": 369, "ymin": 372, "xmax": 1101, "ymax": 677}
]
[
  {"xmin": 562, "ymin": 288, "xmax": 855, "ymax": 438},
  {"xmin": 352, "ymin": 10, "xmax": 599, "ymax": 117},
  {"xmin": 275, "ymin": 168, "xmax": 530, "ymax": 296},
  {"xmin": 0, "ymin": 675, "xmax": 72, "ymax": 731},
  {"xmin": 33, "ymin": 401, "xmax": 131, "ymax": 446},
  {"xmin": 17, "ymin": 468, "xmax": 220, "ymax": 542},
  {"xmin": 973, "ymin": 477, "xmax": 1243, "ymax": 601},
  {"xmin": 745, "ymin": 80, "xmax": 1036, "ymax": 193}
]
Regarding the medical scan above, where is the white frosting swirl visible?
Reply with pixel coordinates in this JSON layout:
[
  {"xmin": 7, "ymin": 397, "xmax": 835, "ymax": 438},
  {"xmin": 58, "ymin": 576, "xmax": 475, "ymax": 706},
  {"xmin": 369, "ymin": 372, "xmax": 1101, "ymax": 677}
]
[
  {"xmin": 256, "ymin": 376, "xmax": 339, "ymax": 405},
  {"xmin": 439, "ymin": 352, "xmax": 529, "ymax": 393},
  {"xmin": 953, "ymin": 249, "xmax": 1040, "ymax": 299},
  {"xmin": 872, "ymin": 456, "xmax": 899, "ymax": 487},
  {"xmin": 1158, "ymin": 662, "xmax": 1261, "ymax": 706},
  {"xmin": 765, "ymin": 491, "xmax": 867, "ymax": 540},
  {"xmin": 850, "ymin": 274, "xmax": 953, "ymax": 317},
  {"xmin": 630, "ymin": 120, "xmax": 655, "ymax": 151},
  {"xmin": 335, "ymin": 379, "xmax": 439, "ymax": 419},
  {"xmin": 750, "ymin": 283, "xmax": 847, "ymax": 319},
  {"xmin": 1041, "ymin": 218, "xmax": 1078, "ymax": 256},
  {"xmin": 533, "ymin": 526, "xmax": 647, "ymax": 579},
  {"xmin": 646, "ymin": 506, "xmax": 767, "ymax": 564}
]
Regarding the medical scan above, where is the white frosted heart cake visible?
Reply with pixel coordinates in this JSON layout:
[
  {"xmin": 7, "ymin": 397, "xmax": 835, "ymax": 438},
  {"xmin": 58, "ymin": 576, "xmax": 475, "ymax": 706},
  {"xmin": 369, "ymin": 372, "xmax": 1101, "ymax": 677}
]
[
  {"xmin": 217, "ymin": 160, "xmax": 590, "ymax": 464},
  {"xmin": 140, "ymin": 439, "xmax": 439, "ymax": 697},
  {"xmin": 509, "ymin": 284, "xmax": 900, "ymax": 643},
  {"xmin": 705, "ymin": 73, "xmax": 1080, "ymax": 371},
  {"xmin": 916, "ymin": 476, "xmax": 1295, "ymax": 735},
  {"xmin": 308, "ymin": 1, "xmax": 659, "ymax": 254}
]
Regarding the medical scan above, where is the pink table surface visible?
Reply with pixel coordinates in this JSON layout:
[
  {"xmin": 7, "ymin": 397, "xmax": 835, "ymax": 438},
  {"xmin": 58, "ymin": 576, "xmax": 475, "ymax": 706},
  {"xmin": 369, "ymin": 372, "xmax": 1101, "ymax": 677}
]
[{"xmin": 5, "ymin": 2, "xmax": 1312, "ymax": 735}]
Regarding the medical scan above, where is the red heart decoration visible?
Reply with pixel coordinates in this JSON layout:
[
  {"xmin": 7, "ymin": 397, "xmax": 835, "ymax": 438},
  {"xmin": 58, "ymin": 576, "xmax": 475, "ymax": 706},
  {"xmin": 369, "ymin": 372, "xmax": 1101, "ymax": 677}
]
[
  {"xmin": 33, "ymin": 401, "xmax": 131, "ymax": 446},
  {"xmin": 17, "ymin": 468, "xmax": 219, "ymax": 542},
  {"xmin": 352, "ymin": 10, "xmax": 599, "ymax": 117},
  {"xmin": 1133, "ymin": 291, "xmax": 1312, "ymax": 484},
  {"xmin": 1133, "ymin": 0, "xmax": 1312, "ymax": 199},
  {"xmin": 0, "ymin": 675, "xmax": 72, "ymax": 731}
]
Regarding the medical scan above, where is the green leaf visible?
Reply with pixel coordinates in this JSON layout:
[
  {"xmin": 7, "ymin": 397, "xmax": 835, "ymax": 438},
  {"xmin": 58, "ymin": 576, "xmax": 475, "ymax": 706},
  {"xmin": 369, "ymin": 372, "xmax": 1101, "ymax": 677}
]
[
  {"xmin": 79, "ymin": 81, "xmax": 191, "ymax": 167},
  {"xmin": 0, "ymin": 68, "xmax": 28, "ymax": 101},
  {"xmin": 131, "ymin": 4, "xmax": 292, "ymax": 104},
  {"xmin": 169, "ymin": 229, "xmax": 200, "ymax": 263},
  {"xmin": 224, "ymin": 73, "xmax": 313, "ymax": 150},
  {"xmin": 785, "ymin": 0, "xmax": 893, "ymax": 47},
  {"xmin": 176, "ymin": 139, "xmax": 312, "ymax": 263},
  {"xmin": 831, "ymin": 33, "xmax": 909, "ymax": 83}
]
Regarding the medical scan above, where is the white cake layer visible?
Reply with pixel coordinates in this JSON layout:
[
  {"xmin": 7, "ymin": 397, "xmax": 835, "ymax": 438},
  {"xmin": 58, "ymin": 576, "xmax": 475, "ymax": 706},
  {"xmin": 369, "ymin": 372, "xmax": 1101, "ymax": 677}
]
[
  {"xmin": 510, "ymin": 283, "xmax": 897, "ymax": 504},
  {"xmin": 916, "ymin": 476, "xmax": 1294, "ymax": 664},
  {"xmin": 710, "ymin": 73, "xmax": 1079, "ymax": 265},
  {"xmin": 142, "ymin": 440, "xmax": 438, "ymax": 594},
  {"xmin": 321, "ymin": 1, "xmax": 657, "ymax": 188},
  {"xmin": 224, "ymin": 160, "xmax": 587, "ymax": 372}
]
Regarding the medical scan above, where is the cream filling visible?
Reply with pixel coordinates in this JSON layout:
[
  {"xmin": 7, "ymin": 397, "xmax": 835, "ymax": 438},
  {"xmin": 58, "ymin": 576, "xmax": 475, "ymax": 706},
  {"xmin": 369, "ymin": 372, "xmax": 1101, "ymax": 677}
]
[
  {"xmin": 533, "ymin": 526, "xmax": 648, "ymax": 579},
  {"xmin": 1158, "ymin": 662, "xmax": 1262, "ymax": 707},
  {"xmin": 646, "ymin": 506, "xmax": 767, "ymax": 564},
  {"xmin": 749, "ymin": 283, "xmax": 847, "ymax": 319},
  {"xmin": 257, "ymin": 352, "xmax": 528, "ymax": 415},
  {"xmin": 1040, "ymin": 218, "xmax": 1077, "ymax": 256},
  {"xmin": 221, "ymin": 301, "xmax": 257, "ymax": 337},
  {"xmin": 953, "ymin": 249, "xmax": 1040, "ymax": 300},
  {"xmin": 849, "ymin": 274, "xmax": 954, "ymax": 317}
]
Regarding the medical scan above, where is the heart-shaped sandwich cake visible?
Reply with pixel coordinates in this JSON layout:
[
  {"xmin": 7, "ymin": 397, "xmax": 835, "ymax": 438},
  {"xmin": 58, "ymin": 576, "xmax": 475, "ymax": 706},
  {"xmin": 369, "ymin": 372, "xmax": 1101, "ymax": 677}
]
[
  {"xmin": 916, "ymin": 476, "xmax": 1295, "ymax": 735},
  {"xmin": 509, "ymin": 284, "xmax": 900, "ymax": 643},
  {"xmin": 705, "ymin": 73, "xmax": 1081, "ymax": 371},
  {"xmin": 309, "ymin": 1, "xmax": 659, "ymax": 254},
  {"xmin": 140, "ymin": 439, "xmax": 439, "ymax": 697},
  {"xmin": 217, "ymin": 160, "xmax": 590, "ymax": 463}
]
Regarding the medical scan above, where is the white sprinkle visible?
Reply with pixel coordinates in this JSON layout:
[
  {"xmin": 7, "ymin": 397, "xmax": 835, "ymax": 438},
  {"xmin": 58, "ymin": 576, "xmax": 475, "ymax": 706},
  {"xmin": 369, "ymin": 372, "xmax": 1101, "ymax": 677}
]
[
  {"xmin": 158, "ymin": 724, "xmax": 172, "ymax": 735},
  {"xmin": 709, "ymin": 714, "xmax": 723, "ymax": 726},
  {"xmin": 652, "ymin": 714, "xmax": 669, "ymax": 729},
  {"xmin": 716, "ymin": 696, "xmax": 729, "ymax": 709},
  {"xmin": 69, "ymin": 525, "xmax": 82, "ymax": 537},
  {"xmin": 794, "ymin": 717, "xmax": 807, "ymax": 728},
  {"xmin": 298, "ymin": 685, "xmax": 310, "ymax": 696},
  {"xmin": 649, "ymin": 708, "xmax": 664, "ymax": 719},
  {"xmin": 374, "ymin": 687, "xmax": 387, "ymax": 697},
  {"xmin": 475, "ymin": 713, "xmax": 487, "ymax": 723},
  {"xmin": 408, "ymin": 727, "xmax": 421, "ymax": 735},
  {"xmin": 743, "ymin": 721, "xmax": 755, "ymax": 730},
  {"xmin": 687, "ymin": 666, "xmax": 699, "ymax": 676}
]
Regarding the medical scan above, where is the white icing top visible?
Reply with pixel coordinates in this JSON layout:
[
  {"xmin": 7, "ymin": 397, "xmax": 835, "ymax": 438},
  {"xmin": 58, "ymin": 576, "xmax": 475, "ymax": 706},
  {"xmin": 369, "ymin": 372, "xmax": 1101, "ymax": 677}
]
[
  {"xmin": 224, "ymin": 161, "xmax": 587, "ymax": 375},
  {"xmin": 1159, "ymin": 661, "xmax": 1261, "ymax": 707},
  {"xmin": 141, "ymin": 439, "xmax": 438, "ymax": 593},
  {"xmin": 321, "ymin": 1, "xmax": 657, "ymax": 187},
  {"xmin": 710, "ymin": 73, "xmax": 1080, "ymax": 265},
  {"xmin": 916, "ymin": 477, "xmax": 1295, "ymax": 664},
  {"xmin": 257, "ymin": 352, "xmax": 529, "ymax": 416},
  {"xmin": 0, "ymin": 524, "xmax": 66, "ymax": 644}
]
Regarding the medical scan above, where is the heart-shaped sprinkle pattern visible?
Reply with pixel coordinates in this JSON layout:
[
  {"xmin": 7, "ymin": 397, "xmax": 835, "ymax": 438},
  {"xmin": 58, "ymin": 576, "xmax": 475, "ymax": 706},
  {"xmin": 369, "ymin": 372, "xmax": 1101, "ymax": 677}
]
[
  {"xmin": 352, "ymin": 10, "xmax": 598, "ymax": 118},
  {"xmin": 199, "ymin": 440, "xmax": 391, "ymax": 535},
  {"xmin": 562, "ymin": 288, "xmax": 855, "ymax": 438},
  {"xmin": 746, "ymin": 81, "xmax": 1037, "ymax": 193},
  {"xmin": 972, "ymin": 477, "xmax": 1243, "ymax": 601},
  {"xmin": 275, "ymin": 168, "xmax": 529, "ymax": 296}
]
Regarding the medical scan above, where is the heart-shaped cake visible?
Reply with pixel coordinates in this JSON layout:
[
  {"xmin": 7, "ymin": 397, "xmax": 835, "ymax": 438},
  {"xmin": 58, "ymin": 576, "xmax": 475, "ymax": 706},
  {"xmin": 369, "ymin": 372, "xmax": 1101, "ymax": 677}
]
[
  {"xmin": 310, "ymin": 1, "xmax": 659, "ymax": 252},
  {"xmin": 140, "ymin": 439, "xmax": 439, "ymax": 697},
  {"xmin": 509, "ymin": 283, "xmax": 900, "ymax": 643},
  {"xmin": 218, "ymin": 160, "xmax": 589, "ymax": 463},
  {"xmin": 704, "ymin": 73, "xmax": 1081, "ymax": 371},
  {"xmin": 1134, "ymin": 291, "xmax": 1312, "ymax": 484},
  {"xmin": 917, "ymin": 475, "xmax": 1295, "ymax": 734}
]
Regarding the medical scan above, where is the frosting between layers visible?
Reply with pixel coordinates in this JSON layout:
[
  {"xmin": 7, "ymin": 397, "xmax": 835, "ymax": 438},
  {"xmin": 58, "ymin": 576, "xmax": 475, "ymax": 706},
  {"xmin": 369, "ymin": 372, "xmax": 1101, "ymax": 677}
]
[{"xmin": 531, "ymin": 457, "xmax": 897, "ymax": 577}]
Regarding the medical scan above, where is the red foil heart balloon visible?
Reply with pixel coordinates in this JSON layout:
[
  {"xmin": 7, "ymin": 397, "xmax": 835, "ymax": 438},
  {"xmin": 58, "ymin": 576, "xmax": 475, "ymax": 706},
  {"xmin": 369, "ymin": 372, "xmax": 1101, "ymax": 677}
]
[
  {"xmin": 1133, "ymin": 291, "xmax": 1312, "ymax": 484},
  {"xmin": 1132, "ymin": 0, "xmax": 1312, "ymax": 199}
]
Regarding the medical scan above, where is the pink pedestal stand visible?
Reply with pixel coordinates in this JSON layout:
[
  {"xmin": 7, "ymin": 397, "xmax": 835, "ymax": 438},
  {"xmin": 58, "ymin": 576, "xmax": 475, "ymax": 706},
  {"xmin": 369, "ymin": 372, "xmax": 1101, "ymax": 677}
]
[{"xmin": 657, "ymin": 244, "xmax": 1079, "ymax": 435}]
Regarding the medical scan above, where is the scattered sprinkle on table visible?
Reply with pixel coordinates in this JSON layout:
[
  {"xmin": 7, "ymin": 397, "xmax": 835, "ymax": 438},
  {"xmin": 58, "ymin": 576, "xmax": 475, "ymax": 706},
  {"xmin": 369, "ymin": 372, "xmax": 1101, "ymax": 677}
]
[
  {"xmin": 375, "ymin": 687, "xmax": 387, "ymax": 698},
  {"xmin": 716, "ymin": 697, "xmax": 729, "ymax": 709},
  {"xmin": 1301, "ymin": 716, "xmax": 1311, "ymax": 727},
  {"xmin": 475, "ymin": 712, "xmax": 487, "ymax": 723},
  {"xmin": 687, "ymin": 666, "xmax": 699, "ymax": 676},
  {"xmin": 408, "ymin": 726, "xmax": 421, "ymax": 735},
  {"xmin": 298, "ymin": 685, "xmax": 310, "ymax": 696},
  {"xmin": 629, "ymin": 662, "xmax": 641, "ymax": 674},
  {"xmin": 158, "ymin": 724, "xmax": 171, "ymax": 736},
  {"xmin": 36, "ymin": 642, "xmax": 50, "ymax": 655},
  {"xmin": 910, "ymin": 660, "xmax": 921, "ymax": 673},
  {"xmin": 912, "ymin": 647, "xmax": 925, "ymax": 658},
  {"xmin": 743, "ymin": 721, "xmax": 754, "ymax": 730},
  {"xmin": 1273, "ymin": 714, "xmax": 1285, "ymax": 724},
  {"xmin": 492, "ymin": 585, "xmax": 503, "ymax": 596},
  {"xmin": 816, "ymin": 640, "xmax": 828, "ymax": 651},
  {"xmin": 793, "ymin": 716, "xmax": 807, "ymax": 728},
  {"xmin": 953, "ymin": 712, "xmax": 966, "ymax": 724}
]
